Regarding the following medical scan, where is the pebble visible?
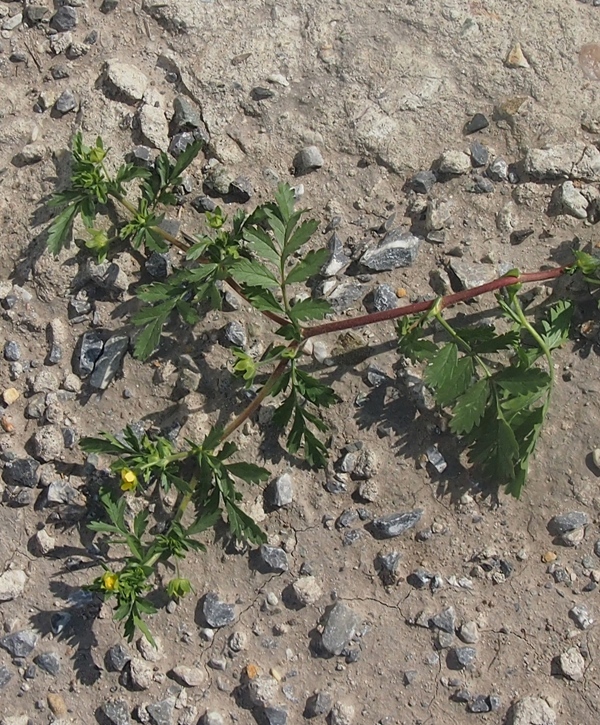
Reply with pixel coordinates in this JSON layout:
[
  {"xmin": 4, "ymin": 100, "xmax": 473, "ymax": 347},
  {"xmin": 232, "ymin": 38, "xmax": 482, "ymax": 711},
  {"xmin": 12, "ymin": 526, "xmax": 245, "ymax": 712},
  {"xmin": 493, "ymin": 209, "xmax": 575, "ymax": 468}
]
[
  {"xmin": 559, "ymin": 647, "xmax": 585, "ymax": 681},
  {"xmin": 127, "ymin": 657, "xmax": 153, "ymax": 690},
  {"xmin": 48, "ymin": 319, "xmax": 67, "ymax": 364},
  {"xmin": 425, "ymin": 198, "xmax": 453, "ymax": 231},
  {"xmin": 464, "ymin": 113, "xmax": 489, "ymax": 134},
  {"xmin": 202, "ymin": 713, "xmax": 224, "ymax": 725},
  {"xmin": 87, "ymin": 260, "xmax": 129, "ymax": 295},
  {"xmin": 229, "ymin": 631, "xmax": 247, "ymax": 652},
  {"xmin": 436, "ymin": 150, "xmax": 471, "ymax": 175},
  {"xmin": 137, "ymin": 635, "xmax": 163, "ymax": 662},
  {"xmin": 304, "ymin": 691, "xmax": 333, "ymax": 718},
  {"xmin": 3, "ymin": 12, "xmax": 22, "ymax": 30},
  {"xmin": 430, "ymin": 606, "xmax": 456, "ymax": 633},
  {"xmin": 77, "ymin": 332, "xmax": 104, "ymax": 377},
  {"xmin": 469, "ymin": 175, "xmax": 495, "ymax": 194},
  {"xmin": 33, "ymin": 370, "xmax": 59, "ymax": 394},
  {"xmin": 321, "ymin": 602, "xmax": 360, "ymax": 656},
  {"xmin": 555, "ymin": 181, "xmax": 589, "ymax": 219},
  {"xmin": 50, "ymin": 6, "xmax": 77, "ymax": 31},
  {"xmin": 258, "ymin": 545, "xmax": 289, "ymax": 573},
  {"xmin": 330, "ymin": 702, "xmax": 355, "ymax": 725},
  {"xmin": 203, "ymin": 593, "xmax": 236, "ymax": 628},
  {"xmin": 31, "ymin": 426, "xmax": 64, "ymax": 462},
  {"xmin": 361, "ymin": 230, "xmax": 422, "ymax": 271},
  {"xmin": 292, "ymin": 576, "xmax": 322, "ymax": 606},
  {"xmin": 90, "ymin": 335, "xmax": 129, "ymax": 390},
  {"xmin": 146, "ymin": 252, "xmax": 172, "ymax": 280},
  {"xmin": 0, "ymin": 570, "xmax": 27, "ymax": 602},
  {"xmin": 263, "ymin": 706, "xmax": 288, "ymax": 725},
  {"xmin": 247, "ymin": 675, "xmax": 280, "ymax": 708},
  {"xmin": 3, "ymin": 388, "xmax": 20, "ymax": 405},
  {"xmin": 409, "ymin": 170, "xmax": 437, "ymax": 194},
  {"xmin": 505, "ymin": 42, "xmax": 529, "ymax": 68},
  {"xmin": 139, "ymin": 104, "xmax": 169, "ymax": 151},
  {"xmin": 448, "ymin": 646, "xmax": 476, "ymax": 670},
  {"xmin": 510, "ymin": 697, "xmax": 556, "ymax": 725},
  {"xmin": 105, "ymin": 59, "xmax": 149, "ymax": 103},
  {"xmin": 425, "ymin": 445, "xmax": 447, "ymax": 473},
  {"xmin": 293, "ymin": 146, "xmax": 324, "ymax": 175},
  {"xmin": 34, "ymin": 652, "xmax": 60, "ymax": 676},
  {"xmin": 470, "ymin": 141, "xmax": 489, "ymax": 167},
  {"xmin": 376, "ymin": 551, "xmax": 400, "ymax": 585},
  {"xmin": 0, "ymin": 664, "xmax": 12, "ymax": 690},
  {"xmin": 4, "ymin": 341, "xmax": 20, "ymax": 362},
  {"xmin": 169, "ymin": 131, "xmax": 196, "ymax": 158},
  {"xmin": 230, "ymin": 176, "xmax": 254, "ymax": 203},
  {"xmin": 101, "ymin": 698, "xmax": 131, "ymax": 725},
  {"xmin": 47, "ymin": 693, "xmax": 67, "ymax": 716},
  {"xmin": 266, "ymin": 473, "xmax": 293, "ymax": 508},
  {"xmin": 54, "ymin": 90, "xmax": 77, "ymax": 115},
  {"xmin": 525, "ymin": 141, "xmax": 600, "ymax": 182},
  {"xmin": 467, "ymin": 695, "xmax": 490, "ymax": 713},
  {"xmin": 325, "ymin": 281, "xmax": 365, "ymax": 311},
  {"xmin": 372, "ymin": 509, "xmax": 423, "ymax": 538},
  {"xmin": 370, "ymin": 284, "xmax": 399, "ymax": 312},
  {"xmin": 33, "ymin": 529, "xmax": 55, "ymax": 556},
  {"xmin": 2, "ymin": 457, "xmax": 39, "ymax": 487},
  {"xmin": 321, "ymin": 233, "xmax": 350, "ymax": 277},
  {"xmin": 449, "ymin": 259, "xmax": 496, "ymax": 289},
  {"xmin": 222, "ymin": 321, "xmax": 247, "ymax": 348},
  {"xmin": 549, "ymin": 511, "xmax": 589, "ymax": 535},
  {"xmin": 569, "ymin": 603, "xmax": 593, "ymax": 630},
  {"xmin": 191, "ymin": 195, "xmax": 217, "ymax": 213},
  {"xmin": 173, "ymin": 96, "xmax": 203, "ymax": 129},
  {"xmin": 458, "ymin": 621, "xmax": 479, "ymax": 644},
  {"xmin": 0, "ymin": 630, "xmax": 38, "ymax": 658},
  {"xmin": 106, "ymin": 644, "xmax": 131, "ymax": 672}
]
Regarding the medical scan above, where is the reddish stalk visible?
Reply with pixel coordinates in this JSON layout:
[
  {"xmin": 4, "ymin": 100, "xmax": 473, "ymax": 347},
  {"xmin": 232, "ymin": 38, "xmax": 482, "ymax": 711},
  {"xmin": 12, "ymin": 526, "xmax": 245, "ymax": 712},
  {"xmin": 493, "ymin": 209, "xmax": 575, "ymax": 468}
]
[{"xmin": 303, "ymin": 266, "xmax": 568, "ymax": 339}]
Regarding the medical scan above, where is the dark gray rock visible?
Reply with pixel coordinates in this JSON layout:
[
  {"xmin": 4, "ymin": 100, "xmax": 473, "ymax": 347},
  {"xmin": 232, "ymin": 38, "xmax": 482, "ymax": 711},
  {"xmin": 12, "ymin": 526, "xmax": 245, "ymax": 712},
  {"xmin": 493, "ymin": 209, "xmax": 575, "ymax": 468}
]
[
  {"xmin": 448, "ymin": 646, "xmax": 476, "ymax": 670},
  {"xmin": 50, "ymin": 612, "xmax": 71, "ymax": 635},
  {"xmin": 50, "ymin": 5, "xmax": 77, "ymax": 31},
  {"xmin": 365, "ymin": 364, "xmax": 388, "ymax": 387},
  {"xmin": 106, "ymin": 643, "xmax": 131, "ymax": 672},
  {"xmin": 146, "ymin": 699, "xmax": 174, "ymax": 725},
  {"xmin": 0, "ymin": 629, "xmax": 38, "ymax": 658},
  {"xmin": 169, "ymin": 131, "xmax": 195, "ymax": 158},
  {"xmin": 191, "ymin": 195, "xmax": 217, "ymax": 213},
  {"xmin": 264, "ymin": 706, "xmax": 288, "ymax": 725},
  {"xmin": 230, "ymin": 176, "xmax": 253, "ymax": 203},
  {"xmin": 488, "ymin": 695, "xmax": 501, "ymax": 712},
  {"xmin": 77, "ymin": 332, "xmax": 104, "ymax": 377},
  {"xmin": 372, "ymin": 509, "xmax": 423, "ymax": 538},
  {"xmin": 430, "ymin": 606, "xmax": 456, "ymax": 633},
  {"xmin": 304, "ymin": 691, "xmax": 332, "ymax": 718},
  {"xmin": 487, "ymin": 157, "xmax": 509, "ymax": 182},
  {"xmin": 26, "ymin": 5, "xmax": 50, "ymax": 23},
  {"xmin": 326, "ymin": 281, "xmax": 365, "ymax": 312},
  {"xmin": 222, "ymin": 321, "xmax": 246, "ymax": 348},
  {"xmin": 266, "ymin": 473, "xmax": 293, "ymax": 508},
  {"xmin": 131, "ymin": 145, "xmax": 153, "ymax": 167},
  {"xmin": 55, "ymin": 90, "xmax": 77, "ymax": 115},
  {"xmin": 2, "ymin": 457, "xmax": 39, "ymax": 488},
  {"xmin": 548, "ymin": 512, "xmax": 589, "ymax": 535},
  {"xmin": 376, "ymin": 551, "xmax": 401, "ymax": 585},
  {"xmin": 370, "ymin": 284, "xmax": 399, "ymax": 312},
  {"xmin": 464, "ymin": 113, "xmax": 489, "ymax": 134},
  {"xmin": 90, "ymin": 335, "xmax": 129, "ymax": 390},
  {"xmin": 4, "ymin": 341, "xmax": 21, "ymax": 361},
  {"xmin": 101, "ymin": 698, "xmax": 131, "ymax": 725},
  {"xmin": 293, "ymin": 146, "xmax": 324, "ymax": 175},
  {"xmin": 361, "ymin": 230, "xmax": 422, "ymax": 271},
  {"xmin": 259, "ymin": 545, "xmax": 289, "ymax": 573},
  {"xmin": 100, "ymin": 0, "xmax": 119, "ymax": 13},
  {"xmin": 203, "ymin": 593, "xmax": 236, "ymax": 628},
  {"xmin": 469, "ymin": 175, "xmax": 495, "ymax": 194},
  {"xmin": 321, "ymin": 602, "xmax": 360, "ymax": 656},
  {"xmin": 335, "ymin": 508, "xmax": 359, "ymax": 529},
  {"xmin": 470, "ymin": 141, "xmax": 489, "ymax": 167},
  {"xmin": 321, "ymin": 233, "xmax": 350, "ymax": 277},
  {"xmin": 0, "ymin": 664, "xmax": 12, "ymax": 689},
  {"xmin": 407, "ymin": 569, "xmax": 434, "ymax": 588},
  {"xmin": 173, "ymin": 96, "xmax": 202, "ymax": 130},
  {"xmin": 51, "ymin": 65, "xmax": 70, "ymax": 80},
  {"xmin": 409, "ymin": 170, "xmax": 436, "ymax": 194},
  {"xmin": 34, "ymin": 652, "xmax": 60, "ymax": 675},
  {"xmin": 251, "ymin": 86, "xmax": 276, "ymax": 101},
  {"xmin": 145, "ymin": 252, "xmax": 172, "ymax": 280},
  {"xmin": 569, "ymin": 604, "xmax": 594, "ymax": 630}
]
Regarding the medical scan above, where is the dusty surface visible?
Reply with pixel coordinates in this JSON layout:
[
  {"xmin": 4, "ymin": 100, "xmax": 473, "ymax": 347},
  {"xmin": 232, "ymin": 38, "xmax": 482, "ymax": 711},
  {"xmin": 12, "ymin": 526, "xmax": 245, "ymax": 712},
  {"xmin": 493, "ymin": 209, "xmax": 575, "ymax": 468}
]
[{"xmin": 2, "ymin": 1, "xmax": 600, "ymax": 724}]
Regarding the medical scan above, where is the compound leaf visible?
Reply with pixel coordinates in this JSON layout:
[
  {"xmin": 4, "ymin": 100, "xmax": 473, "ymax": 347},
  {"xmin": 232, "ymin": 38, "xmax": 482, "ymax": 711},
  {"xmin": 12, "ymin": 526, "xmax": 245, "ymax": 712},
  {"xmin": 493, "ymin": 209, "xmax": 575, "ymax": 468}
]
[{"xmin": 450, "ymin": 378, "xmax": 490, "ymax": 435}]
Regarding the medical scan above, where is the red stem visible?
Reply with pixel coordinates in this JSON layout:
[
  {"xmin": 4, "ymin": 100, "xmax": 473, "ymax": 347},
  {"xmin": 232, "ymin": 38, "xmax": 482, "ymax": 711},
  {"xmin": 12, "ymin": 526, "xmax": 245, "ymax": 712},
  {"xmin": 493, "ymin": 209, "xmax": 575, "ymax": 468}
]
[{"xmin": 303, "ymin": 266, "xmax": 568, "ymax": 339}]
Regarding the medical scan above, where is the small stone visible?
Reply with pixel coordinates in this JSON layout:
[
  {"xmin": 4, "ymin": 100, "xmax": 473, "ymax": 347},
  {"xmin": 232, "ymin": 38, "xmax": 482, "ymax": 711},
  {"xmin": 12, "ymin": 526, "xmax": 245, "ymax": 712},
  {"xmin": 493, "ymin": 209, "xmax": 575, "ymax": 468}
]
[
  {"xmin": 487, "ymin": 157, "xmax": 509, "ymax": 182},
  {"xmin": 409, "ymin": 170, "xmax": 437, "ymax": 194},
  {"xmin": 54, "ymin": 90, "xmax": 77, "ymax": 115},
  {"xmin": 361, "ymin": 230, "xmax": 422, "ymax": 271},
  {"xmin": 62, "ymin": 373, "xmax": 81, "ymax": 393},
  {"xmin": 505, "ymin": 42, "xmax": 529, "ymax": 68},
  {"xmin": 0, "ymin": 629, "xmax": 38, "ymax": 658},
  {"xmin": 358, "ymin": 480, "xmax": 378, "ymax": 502},
  {"xmin": 203, "ymin": 593, "xmax": 236, "ymax": 628},
  {"xmin": 204, "ymin": 164, "xmax": 233, "ymax": 195},
  {"xmin": 321, "ymin": 233, "xmax": 350, "ymax": 277},
  {"xmin": 191, "ymin": 195, "xmax": 217, "ymax": 213},
  {"xmin": 555, "ymin": 181, "xmax": 589, "ymax": 219},
  {"xmin": 33, "ymin": 529, "xmax": 55, "ymax": 556},
  {"xmin": 376, "ymin": 551, "xmax": 401, "ymax": 585},
  {"xmin": 50, "ymin": 6, "xmax": 77, "ymax": 31},
  {"xmin": 468, "ymin": 695, "xmax": 491, "ymax": 713},
  {"xmin": 145, "ymin": 252, "xmax": 172, "ymax": 280},
  {"xmin": 222, "ymin": 321, "xmax": 246, "ymax": 348},
  {"xmin": 228, "ymin": 631, "xmax": 247, "ymax": 652},
  {"xmin": 559, "ymin": 647, "xmax": 585, "ymax": 681},
  {"xmin": 330, "ymin": 702, "xmax": 355, "ymax": 725},
  {"xmin": 100, "ymin": 0, "xmax": 119, "ymax": 13},
  {"xmin": 247, "ymin": 675, "xmax": 280, "ymax": 708},
  {"xmin": 34, "ymin": 652, "xmax": 60, "ymax": 675},
  {"xmin": 449, "ymin": 259, "xmax": 496, "ymax": 290},
  {"xmin": 448, "ymin": 646, "xmax": 476, "ymax": 670},
  {"xmin": 425, "ymin": 445, "xmax": 447, "ymax": 473},
  {"xmin": 47, "ymin": 693, "xmax": 67, "ymax": 716},
  {"xmin": 326, "ymin": 281, "xmax": 365, "ymax": 311},
  {"xmin": 230, "ymin": 176, "xmax": 253, "ymax": 203},
  {"xmin": 31, "ymin": 426, "xmax": 64, "ymax": 462},
  {"xmin": 292, "ymin": 576, "xmax": 322, "ymax": 606},
  {"xmin": 259, "ymin": 545, "xmax": 289, "ymax": 573},
  {"xmin": 470, "ymin": 141, "xmax": 489, "ymax": 167},
  {"xmin": 459, "ymin": 621, "xmax": 479, "ymax": 644},
  {"xmin": 127, "ymin": 657, "xmax": 153, "ymax": 690},
  {"xmin": 510, "ymin": 697, "xmax": 557, "ymax": 725},
  {"xmin": 4, "ymin": 341, "xmax": 20, "ymax": 362},
  {"xmin": 169, "ymin": 131, "xmax": 196, "ymax": 158},
  {"xmin": 569, "ymin": 604, "xmax": 594, "ymax": 630},
  {"xmin": 32, "ymin": 370, "xmax": 59, "ymax": 394},
  {"xmin": 525, "ymin": 142, "xmax": 600, "ymax": 182},
  {"xmin": 293, "ymin": 146, "xmax": 324, "ymax": 175},
  {"xmin": 321, "ymin": 602, "xmax": 360, "ymax": 656},
  {"xmin": 304, "ymin": 691, "xmax": 333, "ymax": 718},
  {"xmin": 372, "ymin": 509, "xmax": 423, "ymax": 538},
  {"xmin": 425, "ymin": 199, "xmax": 453, "ymax": 232},
  {"xmin": 87, "ymin": 260, "xmax": 129, "ymax": 295},
  {"xmin": 137, "ymin": 635, "xmax": 163, "ymax": 662},
  {"xmin": 173, "ymin": 96, "xmax": 203, "ymax": 129},
  {"xmin": 436, "ymin": 150, "xmax": 472, "ymax": 175},
  {"xmin": 430, "ymin": 606, "xmax": 455, "ymax": 633},
  {"xmin": 101, "ymin": 698, "xmax": 131, "ymax": 725},
  {"xmin": 264, "ymin": 707, "xmax": 288, "ymax": 725},
  {"xmin": 0, "ymin": 570, "xmax": 27, "ymax": 602},
  {"xmin": 90, "ymin": 335, "xmax": 129, "ymax": 390},
  {"xmin": 146, "ymin": 699, "xmax": 175, "ymax": 725},
  {"xmin": 2, "ymin": 457, "xmax": 39, "ymax": 488},
  {"xmin": 464, "ymin": 113, "xmax": 489, "ymax": 134},
  {"xmin": 0, "ymin": 665, "xmax": 12, "ymax": 689},
  {"xmin": 266, "ymin": 473, "xmax": 293, "ymax": 508},
  {"xmin": 3, "ymin": 12, "xmax": 23, "ymax": 30},
  {"xmin": 105, "ymin": 59, "xmax": 149, "ymax": 103},
  {"xmin": 51, "ymin": 65, "xmax": 70, "ymax": 80},
  {"xmin": 549, "ymin": 512, "xmax": 589, "ymax": 536},
  {"xmin": 77, "ymin": 332, "xmax": 104, "ymax": 377},
  {"xmin": 106, "ymin": 644, "xmax": 131, "ymax": 672},
  {"xmin": 48, "ymin": 319, "xmax": 67, "ymax": 364},
  {"xmin": 202, "ymin": 713, "xmax": 224, "ymax": 725},
  {"xmin": 139, "ymin": 104, "xmax": 170, "ymax": 151},
  {"xmin": 370, "ymin": 284, "xmax": 399, "ymax": 312},
  {"xmin": 3, "ymin": 388, "xmax": 20, "ymax": 405}
]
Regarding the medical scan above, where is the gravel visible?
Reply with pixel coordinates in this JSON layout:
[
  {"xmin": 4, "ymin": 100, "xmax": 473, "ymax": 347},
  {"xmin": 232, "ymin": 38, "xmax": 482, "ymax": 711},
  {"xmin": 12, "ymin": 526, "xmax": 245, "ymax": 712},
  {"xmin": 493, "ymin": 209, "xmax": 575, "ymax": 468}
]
[
  {"xmin": 360, "ymin": 230, "xmax": 422, "ymax": 270},
  {"xmin": 202, "ymin": 593, "xmax": 236, "ymax": 628},
  {"xmin": 371, "ymin": 509, "xmax": 423, "ymax": 538},
  {"xmin": 320, "ymin": 602, "xmax": 360, "ymax": 656},
  {"xmin": 293, "ymin": 146, "xmax": 324, "ymax": 175},
  {"xmin": 0, "ymin": 630, "xmax": 38, "ymax": 658}
]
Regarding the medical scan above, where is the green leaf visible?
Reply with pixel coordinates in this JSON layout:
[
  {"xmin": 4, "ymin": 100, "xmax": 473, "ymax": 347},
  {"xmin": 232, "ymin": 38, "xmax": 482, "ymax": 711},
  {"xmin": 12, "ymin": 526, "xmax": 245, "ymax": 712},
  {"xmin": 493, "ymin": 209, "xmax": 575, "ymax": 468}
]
[
  {"xmin": 424, "ymin": 344, "xmax": 473, "ymax": 407},
  {"xmin": 540, "ymin": 300, "xmax": 573, "ymax": 351},
  {"xmin": 186, "ymin": 508, "xmax": 222, "ymax": 537},
  {"xmin": 225, "ymin": 500, "xmax": 266, "ymax": 544},
  {"xmin": 493, "ymin": 367, "xmax": 551, "ymax": 396},
  {"xmin": 264, "ymin": 209, "xmax": 286, "ymax": 248},
  {"xmin": 47, "ymin": 202, "xmax": 80, "ymax": 256},
  {"xmin": 232, "ymin": 257, "xmax": 279, "ymax": 289},
  {"xmin": 226, "ymin": 461, "xmax": 270, "ymax": 484},
  {"xmin": 449, "ymin": 379, "xmax": 490, "ymax": 435},
  {"xmin": 285, "ymin": 248, "xmax": 329, "ymax": 284},
  {"xmin": 573, "ymin": 250, "xmax": 600, "ymax": 276},
  {"xmin": 243, "ymin": 287, "xmax": 286, "ymax": 316},
  {"xmin": 171, "ymin": 139, "xmax": 204, "ymax": 181},
  {"xmin": 243, "ymin": 227, "xmax": 281, "ymax": 266},
  {"xmin": 288, "ymin": 298, "xmax": 332, "ymax": 323},
  {"xmin": 133, "ymin": 311, "xmax": 170, "ymax": 360},
  {"xmin": 274, "ymin": 183, "xmax": 295, "ymax": 223},
  {"xmin": 272, "ymin": 392, "xmax": 295, "ymax": 429},
  {"xmin": 283, "ymin": 219, "xmax": 319, "ymax": 261},
  {"xmin": 397, "ymin": 319, "xmax": 438, "ymax": 362}
]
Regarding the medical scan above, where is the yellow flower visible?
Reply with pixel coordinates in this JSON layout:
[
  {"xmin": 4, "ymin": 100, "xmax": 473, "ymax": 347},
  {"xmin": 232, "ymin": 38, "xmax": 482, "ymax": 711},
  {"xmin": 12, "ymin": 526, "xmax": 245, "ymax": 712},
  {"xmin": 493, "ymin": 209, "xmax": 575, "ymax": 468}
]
[
  {"xmin": 101, "ymin": 571, "xmax": 118, "ymax": 592},
  {"xmin": 120, "ymin": 468, "xmax": 138, "ymax": 491}
]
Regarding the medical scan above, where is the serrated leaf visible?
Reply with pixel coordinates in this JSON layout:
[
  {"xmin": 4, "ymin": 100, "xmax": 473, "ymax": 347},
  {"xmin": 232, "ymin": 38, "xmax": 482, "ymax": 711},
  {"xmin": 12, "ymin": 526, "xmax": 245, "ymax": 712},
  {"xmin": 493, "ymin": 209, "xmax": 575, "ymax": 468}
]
[
  {"xmin": 425, "ymin": 344, "xmax": 474, "ymax": 407},
  {"xmin": 232, "ymin": 257, "xmax": 279, "ymax": 288},
  {"xmin": 574, "ymin": 250, "xmax": 600, "ymax": 276},
  {"xmin": 264, "ymin": 208, "xmax": 287, "ymax": 247},
  {"xmin": 47, "ymin": 202, "xmax": 80, "ymax": 256},
  {"xmin": 283, "ymin": 219, "xmax": 319, "ymax": 262},
  {"xmin": 274, "ymin": 183, "xmax": 295, "ymax": 223},
  {"xmin": 133, "ymin": 311, "xmax": 170, "ymax": 360},
  {"xmin": 226, "ymin": 461, "xmax": 270, "ymax": 484},
  {"xmin": 541, "ymin": 300, "xmax": 573, "ymax": 351},
  {"xmin": 285, "ymin": 248, "xmax": 329, "ymax": 285},
  {"xmin": 243, "ymin": 227, "xmax": 281, "ymax": 266},
  {"xmin": 225, "ymin": 500, "xmax": 266, "ymax": 544},
  {"xmin": 449, "ymin": 379, "xmax": 490, "ymax": 435},
  {"xmin": 493, "ymin": 367, "xmax": 550, "ymax": 396},
  {"xmin": 186, "ymin": 508, "xmax": 222, "ymax": 537},
  {"xmin": 171, "ymin": 139, "xmax": 203, "ymax": 181},
  {"xmin": 243, "ymin": 287, "xmax": 286, "ymax": 315},
  {"xmin": 288, "ymin": 298, "xmax": 332, "ymax": 322},
  {"xmin": 397, "ymin": 323, "xmax": 438, "ymax": 362},
  {"xmin": 176, "ymin": 299, "xmax": 199, "ymax": 325},
  {"xmin": 272, "ymin": 393, "xmax": 296, "ymax": 429}
]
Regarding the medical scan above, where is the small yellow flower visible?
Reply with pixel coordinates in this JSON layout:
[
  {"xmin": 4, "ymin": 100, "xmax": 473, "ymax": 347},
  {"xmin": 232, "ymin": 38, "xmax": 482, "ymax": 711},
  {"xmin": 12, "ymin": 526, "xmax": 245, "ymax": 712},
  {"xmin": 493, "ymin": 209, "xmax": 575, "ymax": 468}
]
[
  {"xmin": 101, "ymin": 571, "xmax": 118, "ymax": 592},
  {"xmin": 120, "ymin": 468, "xmax": 138, "ymax": 491}
]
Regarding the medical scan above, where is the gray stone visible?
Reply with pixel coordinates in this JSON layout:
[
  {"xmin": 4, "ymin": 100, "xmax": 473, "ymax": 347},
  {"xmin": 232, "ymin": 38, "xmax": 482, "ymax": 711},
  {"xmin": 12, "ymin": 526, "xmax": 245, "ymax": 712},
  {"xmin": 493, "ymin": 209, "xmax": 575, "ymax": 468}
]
[
  {"xmin": 569, "ymin": 603, "xmax": 594, "ymax": 629},
  {"xmin": 509, "ymin": 696, "xmax": 557, "ymax": 725},
  {"xmin": 469, "ymin": 175, "xmax": 495, "ymax": 194},
  {"xmin": 204, "ymin": 164, "xmax": 233, "ymax": 195},
  {"xmin": 292, "ymin": 576, "xmax": 322, "ymax": 606},
  {"xmin": 264, "ymin": 707, "xmax": 287, "ymax": 725},
  {"xmin": 559, "ymin": 647, "xmax": 585, "ymax": 681},
  {"xmin": 127, "ymin": 657, "xmax": 153, "ymax": 690},
  {"xmin": 203, "ymin": 593, "xmax": 236, "ymax": 628},
  {"xmin": 247, "ymin": 675, "xmax": 280, "ymax": 708},
  {"xmin": 293, "ymin": 146, "xmax": 324, "ymax": 175},
  {"xmin": 230, "ymin": 176, "xmax": 253, "ymax": 203},
  {"xmin": 2, "ymin": 457, "xmax": 39, "ymax": 488},
  {"xmin": 145, "ymin": 252, "xmax": 172, "ymax": 280},
  {"xmin": 32, "ymin": 370, "xmax": 59, "ymax": 393},
  {"xmin": 321, "ymin": 233, "xmax": 350, "ymax": 277},
  {"xmin": 50, "ymin": 6, "xmax": 77, "ymax": 31},
  {"xmin": 4, "ymin": 341, "xmax": 20, "ymax": 362},
  {"xmin": 487, "ymin": 157, "xmax": 509, "ymax": 182},
  {"xmin": 202, "ymin": 713, "xmax": 224, "ymax": 725},
  {"xmin": 191, "ymin": 195, "xmax": 216, "ymax": 213},
  {"xmin": 169, "ymin": 131, "xmax": 196, "ymax": 158},
  {"xmin": 376, "ymin": 551, "xmax": 400, "ymax": 585},
  {"xmin": 172, "ymin": 664, "xmax": 206, "ymax": 687},
  {"xmin": 87, "ymin": 260, "xmax": 129, "ymax": 295},
  {"xmin": 304, "ymin": 691, "xmax": 333, "ymax": 718},
  {"xmin": 361, "ymin": 230, "xmax": 422, "ymax": 271},
  {"xmin": 470, "ymin": 141, "xmax": 489, "ymax": 167},
  {"xmin": 34, "ymin": 652, "xmax": 60, "ymax": 675},
  {"xmin": 459, "ymin": 621, "xmax": 479, "ymax": 644},
  {"xmin": 436, "ymin": 150, "xmax": 471, "ymax": 175},
  {"xmin": 90, "ymin": 335, "xmax": 129, "ymax": 390},
  {"xmin": 173, "ymin": 96, "xmax": 202, "ymax": 129},
  {"xmin": 101, "ymin": 698, "xmax": 131, "ymax": 725},
  {"xmin": 448, "ymin": 646, "xmax": 476, "ymax": 670},
  {"xmin": 0, "ymin": 665, "xmax": 12, "ymax": 689},
  {"xmin": 77, "ymin": 332, "xmax": 104, "ymax": 377},
  {"xmin": 409, "ymin": 170, "xmax": 436, "ymax": 194},
  {"xmin": 146, "ymin": 699, "xmax": 174, "ymax": 725},
  {"xmin": 425, "ymin": 199, "xmax": 454, "ymax": 232},
  {"xmin": 468, "ymin": 696, "xmax": 490, "ymax": 713},
  {"xmin": 259, "ymin": 545, "xmax": 289, "ymax": 573},
  {"xmin": 46, "ymin": 481, "xmax": 85, "ymax": 507},
  {"xmin": 372, "ymin": 509, "xmax": 423, "ymax": 538},
  {"xmin": 55, "ymin": 91, "xmax": 77, "ymax": 115},
  {"xmin": 266, "ymin": 473, "xmax": 293, "ymax": 507},
  {"xmin": 0, "ymin": 630, "xmax": 38, "ymax": 658},
  {"xmin": 370, "ymin": 284, "xmax": 398, "ymax": 312},
  {"xmin": 105, "ymin": 59, "xmax": 149, "ymax": 103},
  {"xmin": 321, "ymin": 602, "xmax": 360, "ymax": 656},
  {"xmin": 3, "ymin": 12, "xmax": 23, "ymax": 31},
  {"xmin": 555, "ymin": 181, "xmax": 589, "ymax": 219},
  {"xmin": 525, "ymin": 142, "xmax": 600, "ymax": 182},
  {"xmin": 430, "ymin": 606, "xmax": 456, "ymax": 633},
  {"xmin": 425, "ymin": 445, "xmax": 447, "ymax": 473},
  {"xmin": 464, "ymin": 113, "xmax": 489, "ymax": 134},
  {"xmin": 106, "ymin": 644, "xmax": 131, "ymax": 672},
  {"xmin": 449, "ymin": 259, "xmax": 496, "ymax": 289},
  {"xmin": 330, "ymin": 702, "xmax": 355, "ymax": 725},
  {"xmin": 549, "ymin": 511, "xmax": 589, "ymax": 535},
  {"xmin": 48, "ymin": 318, "xmax": 67, "ymax": 364},
  {"xmin": 489, "ymin": 695, "xmax": 501, "ymax": 712},
  {"xmin": 222, "ymin": 321, "xmax": 246, "ymax": 348},
  {"xmin": 0, "ymin": 570, "xmax": 27, "ymax": 602},
  {"xmin": 326, "ymin": 281, "xmax": 365, "ymax": 311},
  {"xmin": 31, "ymin": 426, "xmax": 64, "ymax": 462},
  {"xmin": 101, "ymin": 0, "xmax": 119, "ymax": 12}
]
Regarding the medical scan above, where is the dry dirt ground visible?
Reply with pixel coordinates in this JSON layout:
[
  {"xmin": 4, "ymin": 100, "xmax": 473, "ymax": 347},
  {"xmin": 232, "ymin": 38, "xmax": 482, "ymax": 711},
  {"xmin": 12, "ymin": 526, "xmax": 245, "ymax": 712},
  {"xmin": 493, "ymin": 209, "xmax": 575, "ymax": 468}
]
[{"xmin": 3, "ymin": 1, "xmax": 600, "ymax": 724}]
